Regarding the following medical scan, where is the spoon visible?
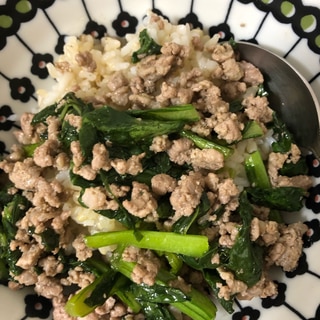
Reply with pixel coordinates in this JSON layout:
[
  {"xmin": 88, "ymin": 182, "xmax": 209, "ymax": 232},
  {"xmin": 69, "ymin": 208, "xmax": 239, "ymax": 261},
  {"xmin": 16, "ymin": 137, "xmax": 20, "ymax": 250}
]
[{"xmin": 237, "ymin": 41, "xmax": 320, "ymax": 159}]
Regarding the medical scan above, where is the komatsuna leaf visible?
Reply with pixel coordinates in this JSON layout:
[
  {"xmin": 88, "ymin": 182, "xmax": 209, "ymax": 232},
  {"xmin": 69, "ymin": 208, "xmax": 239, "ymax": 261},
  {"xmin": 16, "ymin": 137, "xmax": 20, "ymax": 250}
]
[
  {"xmin": 83, "ymin": 106, "xmax": 185, "ymax": 145},
  {"xmin": 246, "ymin": 186, "xmax": 305, "ymax": 212},
  {"xmin": 226, "ymin": 191, "xmax": 263, "ymax": 287}
]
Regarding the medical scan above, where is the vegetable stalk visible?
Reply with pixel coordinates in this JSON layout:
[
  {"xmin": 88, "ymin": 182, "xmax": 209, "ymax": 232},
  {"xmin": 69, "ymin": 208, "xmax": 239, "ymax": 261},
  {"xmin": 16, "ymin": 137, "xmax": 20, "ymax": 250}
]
[
  {"xmin": 180, "ymin": 130, "xmax": 233, "ymax": 158},
  {"xmin": 85, "ymin": 230, "xmax": 209, "ymax": 257}
]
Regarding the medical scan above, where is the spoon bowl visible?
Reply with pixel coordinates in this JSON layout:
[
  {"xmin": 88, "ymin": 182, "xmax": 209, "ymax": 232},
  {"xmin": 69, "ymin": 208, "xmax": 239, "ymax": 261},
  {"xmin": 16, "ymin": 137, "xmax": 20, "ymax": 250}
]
[{"xmin": 238, "ymin": 42, "xmax": 320, "ymax": 159}]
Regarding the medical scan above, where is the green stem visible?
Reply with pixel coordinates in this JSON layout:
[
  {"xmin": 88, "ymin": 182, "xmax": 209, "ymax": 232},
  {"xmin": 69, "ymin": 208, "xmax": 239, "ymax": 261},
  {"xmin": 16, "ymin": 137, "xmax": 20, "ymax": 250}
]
[
  {"xmin": 172, "ymin": 288, "xmax": 217, "ymax": 320},
  {"xmin": 85, "ymin": 230, "xmax": 208, "ymax": 257},
  {"xmin": 245, "ymin": 150, "xmax": 270, "ymax": 188},
  {"xmin": 127, "ymin": 104, "xmax": 200, "ymax": 122},
  {"xmin": 112, "ymin": 252, "xmax": 216, "ymax": 320},
  {"xmin": 180, "ymin": 130, "xmax": 233, "ymax": 158}
]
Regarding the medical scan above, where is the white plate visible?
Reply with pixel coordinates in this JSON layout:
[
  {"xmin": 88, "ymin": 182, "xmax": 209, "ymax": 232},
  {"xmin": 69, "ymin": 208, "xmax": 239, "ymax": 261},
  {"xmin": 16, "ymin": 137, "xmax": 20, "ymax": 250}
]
[{"xmin": 1, "ymin": 1, "xmax": 320, "ymax": 319}]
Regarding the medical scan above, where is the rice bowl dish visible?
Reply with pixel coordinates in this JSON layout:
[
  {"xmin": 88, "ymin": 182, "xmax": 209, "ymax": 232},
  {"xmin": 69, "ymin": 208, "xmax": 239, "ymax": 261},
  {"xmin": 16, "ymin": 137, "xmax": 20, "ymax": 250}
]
[{"xmin": 0, "ymin": 12, "xmax": 315, "ymax": 320}]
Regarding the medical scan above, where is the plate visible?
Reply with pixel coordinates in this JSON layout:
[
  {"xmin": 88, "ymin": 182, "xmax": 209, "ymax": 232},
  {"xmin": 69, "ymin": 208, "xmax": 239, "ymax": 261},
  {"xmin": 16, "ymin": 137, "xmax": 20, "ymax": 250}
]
[{"xmin": 1, "ymin": 0, "xmax": 320, "ymax": 319}]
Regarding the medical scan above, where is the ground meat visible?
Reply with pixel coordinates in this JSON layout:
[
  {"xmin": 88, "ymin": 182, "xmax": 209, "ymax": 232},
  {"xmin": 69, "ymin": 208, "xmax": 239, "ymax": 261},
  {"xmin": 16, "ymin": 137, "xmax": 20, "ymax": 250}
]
[
  {"xmin": 122, "ymin": 182, "xmax": 158, "ymax": 219},
  {"xmin": 107, "ymin": 81, "xmax": 130, "ymax": 107},
  {"xmin": 12, "ymin": 270, "xmax": 38, "ymax": 286},
  {"xmin": 16, "ymin": 243, "xmax": 42, "ymax": 269},
  {"xmin": 47, "ymin": 116, "xmax": 62, "ymax": 140},
  {"xmin": 129, "ymin": 92, "xmax": 153, "ymax": 108},
  {"xmin": 190, "ymin": 148, "xmax": 224, "ymax": 171},
  {"xmin": 266, "ymin": 222, "xmax": 308, "ymax": 271},
  {"xmin": 32, "ymin": 178, "xmax": 64, "ymax": 208},
  {"xmin": 72, "ymin": 234, "xmax": 93, "ymax": 261},
  {"xmin": 242, "ymin": 96, "xmax": 273, "ymax": 124},
  {"xmin": 167, "ymin": 138, "xmax": 193, "ymax": 165},
  {"xmin": 151, "ymin": 173, "xmax": 177, "ymax": 196},
  {"xmin": 14, "ymin": 112, "xmax": 38, "ymax": 144},
  {"xmin": 91, "ymin": 143, "xmax": 112, "ymax": 171},
  {"xmin": 5, "ymin": 158, "xmax": 41, "ymax": 190},
  {"xmin": 268, "ymin": 145, "xmax": 313, "ymax": 189},
  {"xmin": 122, "ymin": 247, "xmax": 161, "ymax": 286},
  {"xmin": 81, "ymin": 186, "xmax": 118, "ymax": 211},
  {"xmin": 70, "ymin": 140, "xmax": 85, "ymax": 167},
  {"xmin": 73, "ymin": 164, "xmax": 97, "ymax": 181},
  {"xmin": 52, "ymin": 297, "xmax": 74, "ymax": 320},
  {"xmin": 75, "ymin": 51, "xmax": 97, "ymax": 72},
  {"xmin": 33, "ymin": 139, "xmax": 60, "ymax": 168},
  {"xmin": 136, "ymin": 54, "xmax": 176, "ymax": 91},
  {"xmin": 111, "ymin": 153, "xmax": 145, "ymax": 175},
  {"xmin": 218, "ymin": 222, "xmax": 239, "ymax": 247},
  {"xmin": 38, "ymin": 256, "xmax": 64, "ymax": 277},
  {"xmin": 210, "ymin": 42, "xmax": 235, "ymax": 63},
  {"xmin": 216, "ymin": 267, "xmax": 247, "ymax": 301},
  {"xmin": 222, "ymin": 81, "xmax": 247, "ymax": 101},
  {"xmin": 149, "ymin": 135, "xmax": 171, "ymax": 153},
  {"xmin": 34, "ymin": 273, "xmax": 63, "ymax": 299},
  {"xmin": 205, "ymin": 172, "xmax": 220, "ymax": 192},
  {"xmin": 221, "ymin": 58, "xmax": 244, "ymax": 81},
  {"xmin": 239, "ymin": 60, "xmax": 264, "ymax": 86},
  {"xmin": 61, "ymin": 267, "xmax": 95, "ymax": 289},
  {"xmin": 214, "ymin": 114, "xmax": 243, "ymax": 143},
  {"xmin": 65, "ymin": 113, "xmax": 82, "ymax": 130},
  {"xmin": 238, "ymin": 271, "xmax": 277, "ymax": 300},
  {"xmin": 95, "ymin": 297, "xmax": 116, "ymax": 316},
  {"xmin": 250, "ymin": 217, "xmax": 280, "ymax": 246},
  {"xmin": 170, "ymin": 171, "xmax": 204, "ymax": 221},
  {"xmin": 217, "ymin": 178, "xmax": 240, "ymax": 205},
  {"xmin": 161, "ymin": 42, "xmax": 189, "ymax": 58}
]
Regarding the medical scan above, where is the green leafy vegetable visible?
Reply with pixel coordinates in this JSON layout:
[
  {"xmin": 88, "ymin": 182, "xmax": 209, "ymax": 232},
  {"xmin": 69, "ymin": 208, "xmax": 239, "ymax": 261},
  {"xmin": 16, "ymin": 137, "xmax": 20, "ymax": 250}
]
[
  {"xmin": 132, "ymin": 29, "xmax": 162, "ymax": 63},
  {"xmin": 83, "ymin": 106, "xmax": 186, "ymax": 145},
  {"xmin": 241, "ymin": 120, "xmax": 264, "ymax": 140},
  {"xmin": 111, "ymin": 247, "xmax": 217, "ymax": 320},
  {"xmin": 278, "ymin": 157, "xmax": 309, "ymax": 176},
  {"xmin": 0, "ymin": 194, "xmax": 31, "ymax": 280},
  {"xmin": 246, "ymin": 186, "xmax": 305, "ymax": 211},
  {"xmin": 271, "ymin": 112, "xmax": 293, "ymax": 153},
  {"xmin": 203, "ymin": 270, "xmax": 235, "ymax": 314},
  {"xmin": 256, "ymin": 83, "xmax": 269, "ymax": 97},
  {"xmin": 226, "ymin": 191, "xmax": 263, "ymax": 287}
]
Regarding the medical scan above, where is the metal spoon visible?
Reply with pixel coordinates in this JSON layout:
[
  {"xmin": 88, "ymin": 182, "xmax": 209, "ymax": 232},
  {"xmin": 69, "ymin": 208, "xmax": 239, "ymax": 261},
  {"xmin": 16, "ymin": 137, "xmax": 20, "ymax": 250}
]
[{"xmin": 237, "ymin": 41, "xmax": 320, "ymax": 159}]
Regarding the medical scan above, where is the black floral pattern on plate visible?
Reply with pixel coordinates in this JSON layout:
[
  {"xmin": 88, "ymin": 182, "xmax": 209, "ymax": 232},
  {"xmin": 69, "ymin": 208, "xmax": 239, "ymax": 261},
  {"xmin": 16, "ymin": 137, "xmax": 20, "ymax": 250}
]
[
  {"xmin": 24, "ymin": 294, "xmax": 52, "ymax": 319},
  {"xmin": 55, "ymin": 35, "xmax": 67, "ymax": 55},
  {"xmin": 232, "ymin": 306, "xmax": 260, "ymax": 320},
  {"xmin": 285, "ymin": 252, "xmax": 308, "ymax": 278},
  {"xmin": 305, "ymin": 184, "xmax": 320, "ymax": 214},
  {"xmin": 32, "ymin": 0, "xmax": 55, "ymax": 10},
  {"xmin": 83, "ymin": 20, "xmax": 107, "ymax": 39},
  {"xmin": 261, "ymin": 281, "xmax": 286, "ymax": 308},
  {"xmin": 151, "ymin": 8, "xmax": 169, "ymax": 22},
  {"xmin": 0, "ymin": 105, "xmax": 16, "ymax": 131},
  {"xmin": 112, "ymin": 11, "xmax": 138, "ymax": 37},
  {"xmin": 31, "ymin": 53, "xmax": 54, "ymax": 79},
  {"xmin": 209, "ymin": 22, "xmax": 234, "ymax": 41},
  {"xmin": 9, "ymin": 77, "xmax": 35, "ymax": 103},
  {"xmin": 178, "ymin": 13, "xmax": 203, "ymax": 30},
  {"xmin": 306, "ymin": 154, "xmax": 320, "ymax": 178},
  {"xmin": 303, "ymin": 219, "xmax": 320, "ymax": 248}
]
